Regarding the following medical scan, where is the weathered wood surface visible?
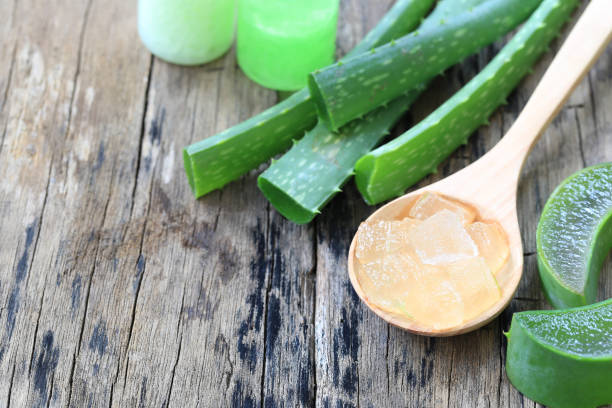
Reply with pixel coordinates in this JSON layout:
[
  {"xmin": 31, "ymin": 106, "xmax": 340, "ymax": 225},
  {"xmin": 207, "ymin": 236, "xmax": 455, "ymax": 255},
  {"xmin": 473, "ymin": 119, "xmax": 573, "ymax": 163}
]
[{"xmin": 0, "ymin": 0, "xmax": 610, "ymax": 407}]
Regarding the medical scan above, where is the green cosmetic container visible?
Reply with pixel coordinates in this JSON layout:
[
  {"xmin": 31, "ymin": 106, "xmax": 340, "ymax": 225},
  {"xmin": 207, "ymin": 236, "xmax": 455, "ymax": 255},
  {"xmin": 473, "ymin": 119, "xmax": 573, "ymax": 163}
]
[
  {"xmin": 138, "ymin": 0, "xmax": 237, "ymax": 66},
  {"xmin": 237, "ymin": 0, "xmax": 340, "ymax": 91}
]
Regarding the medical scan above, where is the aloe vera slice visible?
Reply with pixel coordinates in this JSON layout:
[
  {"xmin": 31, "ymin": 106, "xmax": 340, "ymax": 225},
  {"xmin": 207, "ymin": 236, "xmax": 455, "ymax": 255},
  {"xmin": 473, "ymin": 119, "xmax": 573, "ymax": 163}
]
[
  {"xmin": 505, "ymin": 299, "xmax": 612, "ymax": 408},
  {"xmin": 258, "ymin": 0, "xmax": 526, "ymax": 224},
  {"xmin": 355, "ymin": 0, "xmax": 579, "ymax": 205},
  {"xmin": 537, "ymin": 163, "xmax": 612, "ymax": 309},
  {"xmin": 308, "ymin": 0, "xmax": 542, "ymax": 131},
  {"xmin": 182, "ymin": 0, "xmax": 436, "ymax": 198}
]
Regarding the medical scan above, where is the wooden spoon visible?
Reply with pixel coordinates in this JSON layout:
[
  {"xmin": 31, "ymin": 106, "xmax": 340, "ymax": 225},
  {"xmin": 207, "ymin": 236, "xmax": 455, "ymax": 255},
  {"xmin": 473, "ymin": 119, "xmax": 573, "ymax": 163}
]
[{"xmin": 347, "ymin": 0, "xmax": 612, "ymax": 337}]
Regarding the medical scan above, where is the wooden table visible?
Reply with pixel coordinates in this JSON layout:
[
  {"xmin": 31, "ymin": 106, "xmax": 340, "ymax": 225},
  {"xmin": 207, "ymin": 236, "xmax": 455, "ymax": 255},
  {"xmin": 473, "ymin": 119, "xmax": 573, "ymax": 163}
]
[{"xmin": 0, "ymin": 0, "xmax": 610, "ymax": 406}]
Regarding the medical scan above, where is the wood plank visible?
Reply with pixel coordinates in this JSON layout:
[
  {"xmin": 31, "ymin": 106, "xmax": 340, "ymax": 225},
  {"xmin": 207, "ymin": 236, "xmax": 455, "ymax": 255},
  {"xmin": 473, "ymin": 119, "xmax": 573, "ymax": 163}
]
[
  {"xmin": 1, "ymin": 0, "xmax": 153, "ymax": 404},
  {"xmin": 50, "ymin": 0, "xmax": 152, "ymax": 405},
  {"xmin": 0, "ymin": 0, "xmax": 93, "ymax": 405}
]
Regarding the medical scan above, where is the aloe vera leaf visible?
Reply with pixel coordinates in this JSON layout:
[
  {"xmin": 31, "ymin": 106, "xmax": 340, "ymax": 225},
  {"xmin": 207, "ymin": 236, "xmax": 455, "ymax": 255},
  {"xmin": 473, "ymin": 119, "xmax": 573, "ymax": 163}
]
[
  {"xmin": 355, "ymin": 0, "xmax": 579, "ymax": 205},
  {"xmin": 308, "ymin": 0, "xmax": 542, "ymax": 131},
  {"xmin": 258, "ymin": 93, "xmax": 420, "ymax": 224},
  {"xmin": 183, "ymin": 0, "xmax": 436, "ymax": 198},
  {"xmin": 258, "ymin": 0, "xmax": 497, "ymax": 224}
]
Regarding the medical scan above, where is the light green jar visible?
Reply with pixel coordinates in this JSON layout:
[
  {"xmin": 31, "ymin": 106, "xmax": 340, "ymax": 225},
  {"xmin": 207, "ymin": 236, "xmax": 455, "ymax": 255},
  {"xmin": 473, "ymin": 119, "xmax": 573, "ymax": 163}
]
[
  {"xmin": 237, "ymin": 0, "xmax": 340, "ymax": 91},
  {"xmin": 138, "ymin": 0, "xmax": 236, "ymax": 66}
]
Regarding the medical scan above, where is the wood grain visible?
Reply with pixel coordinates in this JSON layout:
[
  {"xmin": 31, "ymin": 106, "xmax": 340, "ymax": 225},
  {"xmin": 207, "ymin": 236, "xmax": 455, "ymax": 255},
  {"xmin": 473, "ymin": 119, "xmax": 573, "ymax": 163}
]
[{"xmin": 0, "ymin": 0, "xmax": 610, "ymax": 407}]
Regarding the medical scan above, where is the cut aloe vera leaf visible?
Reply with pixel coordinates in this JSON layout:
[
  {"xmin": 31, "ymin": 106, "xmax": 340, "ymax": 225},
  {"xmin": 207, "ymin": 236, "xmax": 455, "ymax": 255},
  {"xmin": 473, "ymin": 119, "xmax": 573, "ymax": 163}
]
[
  {"xmin": 355, "ymin": 0, "xmax": 579, "ymax": 205},
  {"xmin": 258, "ymin": 0, "xmax": 513, "ymax": 224},
  {"xmin": 537, "ymin": 163, "xmax": 612, "ymax": 309},
  {"xmin": 183, "ymin": 0, "xmax": 436, "ymax": 198},
  {"xmin": 308, "ymin": 0, "xmax": 542, "ymax": 131},
  {"xmin": 506, "ymin": 299, "xmax": 612, "ymax": 408},
  {"xmin": 258, "ymin": 94, "xmax": 417, "ymax": 224}
]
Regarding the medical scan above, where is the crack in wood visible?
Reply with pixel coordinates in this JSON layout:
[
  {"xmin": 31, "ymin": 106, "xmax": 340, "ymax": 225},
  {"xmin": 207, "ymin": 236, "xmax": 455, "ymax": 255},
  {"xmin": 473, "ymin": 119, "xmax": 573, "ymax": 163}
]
[
  {"xmin": 0, "ymin": 42, "xmax": 18, "ymax": 159},
  {"xmin": 213, "ymin": 190, "xmax": 223, "ymax": 233},
  {"xmin": 259, "ymin": 205, "xmax": 273, "ymax": 408},
  {"xmin": 512, "ymin": 297, "xmax": 542, "ymax": 302},
  {"xmin": 0, "ymin": 42, "xmax": 17, "ymax": 113},
  {"xmin": 445, "ymin": 348, "xmax": 454, "ymax": 408},
  {"xmin": 385, "ymin": 325, "xmax": 390, "ymax": 395},
  {"xmin": 586, "ymin": 73, "xmax": 600, "ymax": 143},
  {"xmin": 27, "ymin": 285, "xmax": 46, "ymax": 376},
  {"xmin": 573, "ymin": 109, "xmax": 588, "ymax": 168},
  {"xmin": 66, "ymin": 235, "xmax": 99, "ymax": 405},
  {"xmin": 498, "ymin": 327, "xmax": 505, "ymax": 408},
  {"xmin": 6, "ymin": 361, "xmax": 16, "ymax": 408},
  {"xmin": 160, "ymin": 253, "xmax": 189, "ymax": 407},
  {"xmin": 165, "ymin": 331, "xmax": 183, "ymax": 407},
  {"xmin": 45, "ymin": 366, "xmax": 56, "ymax": 408},
  {"xmin": 129, "ymin": 55, "xmax": 154, "ymax": 220}
]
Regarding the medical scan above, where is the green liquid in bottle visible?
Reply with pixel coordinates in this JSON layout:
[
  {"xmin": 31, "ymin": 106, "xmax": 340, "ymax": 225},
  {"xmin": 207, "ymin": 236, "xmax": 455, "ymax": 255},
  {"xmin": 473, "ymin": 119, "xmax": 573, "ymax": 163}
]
[
  {"xmin": 138, "ymin": 0, "xmax": 236, "ymax": 66},
  {"xmin": 237, "ymin": 0, "xmax": 340, "ymax": 91}
]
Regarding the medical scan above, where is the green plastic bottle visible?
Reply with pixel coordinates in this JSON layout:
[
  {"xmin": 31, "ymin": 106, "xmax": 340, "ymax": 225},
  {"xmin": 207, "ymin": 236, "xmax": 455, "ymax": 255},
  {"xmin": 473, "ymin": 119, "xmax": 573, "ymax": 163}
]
[
  {"xmin": 138, "ymin": 0, "xmax": 236, "ymax": 66},
  {"xmin": 237, "ymin": 0, "xmax": 340, "ymax": 91}
]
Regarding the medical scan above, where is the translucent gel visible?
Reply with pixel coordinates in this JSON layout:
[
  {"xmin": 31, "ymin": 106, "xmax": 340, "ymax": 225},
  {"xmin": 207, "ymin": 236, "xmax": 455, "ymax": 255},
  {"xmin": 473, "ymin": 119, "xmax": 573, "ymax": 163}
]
[
  {"xmin": 467, "ymin": 221, "xmax": 510, "ymax": 275},
  {"xmin": 354, "ymin": 192, "xmax": 508, "ymax": 329}
]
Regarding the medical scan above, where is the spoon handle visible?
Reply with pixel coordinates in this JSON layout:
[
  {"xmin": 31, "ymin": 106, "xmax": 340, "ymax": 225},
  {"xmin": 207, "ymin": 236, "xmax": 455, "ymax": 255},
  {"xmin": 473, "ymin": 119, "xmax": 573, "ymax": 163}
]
[{"xmin": 491, "ymin": 0, "xmax": 612, "ymax": 171}]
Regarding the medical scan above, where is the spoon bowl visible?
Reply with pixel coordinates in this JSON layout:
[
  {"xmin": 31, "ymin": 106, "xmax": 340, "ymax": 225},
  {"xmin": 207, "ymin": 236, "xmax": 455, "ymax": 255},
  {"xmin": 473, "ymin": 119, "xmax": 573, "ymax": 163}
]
[
  {"xmin": 347, "ymin": 0, "xmax": 612, "ymax": 336},
  {"xmin": 348, "ymin": 168, "xmax": 523, "ymax": 336}
]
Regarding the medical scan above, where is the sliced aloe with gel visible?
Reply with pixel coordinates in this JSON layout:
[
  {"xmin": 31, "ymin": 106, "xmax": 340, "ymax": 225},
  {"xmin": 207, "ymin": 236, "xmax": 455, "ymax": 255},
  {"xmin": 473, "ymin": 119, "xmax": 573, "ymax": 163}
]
[
  {"xmin": 537, "ymin": 163, "xmax": 612, "ymax": 309},
  {"xmin": 506, "ymin": 300, "xmax": 612, "ymax": 408}
]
